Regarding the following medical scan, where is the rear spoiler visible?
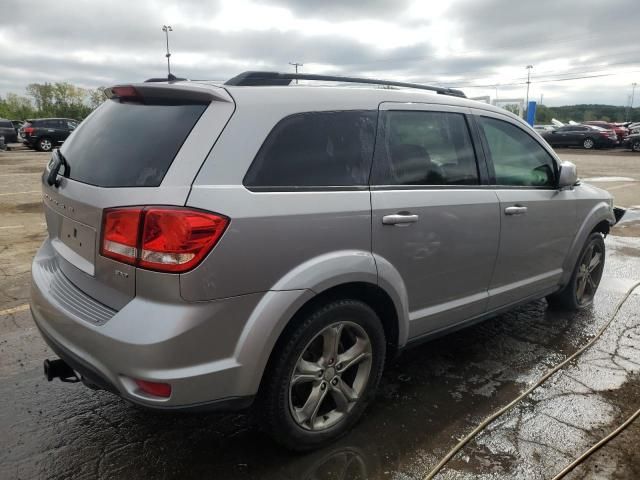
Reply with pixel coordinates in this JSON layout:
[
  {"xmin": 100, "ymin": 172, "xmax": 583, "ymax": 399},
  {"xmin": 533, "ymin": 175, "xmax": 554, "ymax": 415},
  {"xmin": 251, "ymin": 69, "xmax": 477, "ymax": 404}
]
[{"xmin": 105, "ymin": 83, "xmax": 232, "ymax": 104}]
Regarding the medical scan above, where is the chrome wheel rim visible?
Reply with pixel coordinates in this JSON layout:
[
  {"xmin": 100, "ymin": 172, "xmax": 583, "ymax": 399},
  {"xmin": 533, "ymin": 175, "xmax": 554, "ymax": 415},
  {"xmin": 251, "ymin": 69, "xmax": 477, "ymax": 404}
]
[
  {"xmin": 289, "ymin": 321, "xmax": 372, "ymax": 431},
  {"xmin": 632, "ymin": 141, "xmax": 640, "ymax": 152},
  {"xmin": 584, "ymin": 138, "xmax": 594, "ymax": 149},
  {"xmin": 576, "ymin": 241, "xmax": 604, "ymax": 306},
  {"xmin": 41, "ymin": 139, "xmax": 52, "ymax": 151}
]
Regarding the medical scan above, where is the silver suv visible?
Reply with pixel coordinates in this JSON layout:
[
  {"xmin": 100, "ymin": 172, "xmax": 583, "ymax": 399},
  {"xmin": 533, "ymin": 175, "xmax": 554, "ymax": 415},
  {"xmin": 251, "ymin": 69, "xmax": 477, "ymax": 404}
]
[{"xmin": 31, "ymin": 71, "xmax": 620, "ymax": 450}]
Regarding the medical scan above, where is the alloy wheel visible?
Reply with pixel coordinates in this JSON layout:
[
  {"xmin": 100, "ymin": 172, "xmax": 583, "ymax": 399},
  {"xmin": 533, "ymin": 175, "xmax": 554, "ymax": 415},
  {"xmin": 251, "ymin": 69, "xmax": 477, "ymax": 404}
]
[
  {"xmin": 583, "ymin": 138, "xmax": 594, "ymax": 149},
  {"xmin": 632, "ymin": 141, "xmax": 640, "ymax": 152},
  {"xmin": 289, "ymin": 321, "xmax": 372, "ymax": 431},
  {"xmin": 576, "ymin": 241, "xmax": 604, "ymax": 306},
  {"xmin": 40, "ymin": 139, "xmax": 52, "ymax": 151}
]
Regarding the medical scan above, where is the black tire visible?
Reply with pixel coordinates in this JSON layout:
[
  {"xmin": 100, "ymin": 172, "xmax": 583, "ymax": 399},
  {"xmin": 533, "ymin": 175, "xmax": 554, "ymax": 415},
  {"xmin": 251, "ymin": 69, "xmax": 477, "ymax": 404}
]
[
  {"xmin": 583, "ymin": 137, "xmax": 595, "ymax": 149},
  {"xmin": 260, "ymin": 299, "xmax": 386, "ymax": 451},
  {"xmin": 36, "ymin": 137, "xmax": 53, "ymax": 152},
  {"xmin": 547, "ymin": 232, "xmax": 605, "ymax": 310},
  {"xmin": 632, "ymin": 140, "xmax": 640, "ymax": 152}
]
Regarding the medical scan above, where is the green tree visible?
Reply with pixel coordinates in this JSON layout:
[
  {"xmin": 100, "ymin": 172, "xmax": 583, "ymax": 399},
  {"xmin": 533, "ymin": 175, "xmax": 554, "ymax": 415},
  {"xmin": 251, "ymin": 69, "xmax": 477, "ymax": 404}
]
[{"xmin": 0, "ymin": 93, "xmax": 36, "ymax": 119}]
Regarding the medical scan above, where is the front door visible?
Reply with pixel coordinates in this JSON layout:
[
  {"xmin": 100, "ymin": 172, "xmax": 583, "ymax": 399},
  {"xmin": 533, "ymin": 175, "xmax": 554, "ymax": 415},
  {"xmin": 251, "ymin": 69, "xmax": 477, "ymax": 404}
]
[
  {"xmin": 371, "ymin": 103, "xmax": 500, "ymax": 339},
  {"xmin": 474, "ymin": 112, "xmax": 578, "ymax": 309}
]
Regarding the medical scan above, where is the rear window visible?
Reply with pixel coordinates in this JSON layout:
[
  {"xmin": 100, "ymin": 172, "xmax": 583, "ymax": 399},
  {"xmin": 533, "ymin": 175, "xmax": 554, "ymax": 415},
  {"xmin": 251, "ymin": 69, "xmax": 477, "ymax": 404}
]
[
  {"xmin": 60, "ymin": 99, "xmax": 207, "ymax": 187},
  {"xmin": 243, "ymin": 111, "xmax": 377, "ymax": 189}
]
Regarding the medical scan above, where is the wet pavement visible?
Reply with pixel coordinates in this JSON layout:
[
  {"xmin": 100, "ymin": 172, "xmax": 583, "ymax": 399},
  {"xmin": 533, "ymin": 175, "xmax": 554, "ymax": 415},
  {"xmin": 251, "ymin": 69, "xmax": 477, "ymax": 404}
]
[{"xmin": 1, "ymin": 148, "xmax": 640, "ymax": 479}]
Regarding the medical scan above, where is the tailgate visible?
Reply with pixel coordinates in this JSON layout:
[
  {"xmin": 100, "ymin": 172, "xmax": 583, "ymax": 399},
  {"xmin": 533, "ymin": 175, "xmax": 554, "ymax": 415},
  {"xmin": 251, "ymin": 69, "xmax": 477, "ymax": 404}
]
[{"xmin": 41, "ymin": 83, "xmax": 235, "ymax": 310}]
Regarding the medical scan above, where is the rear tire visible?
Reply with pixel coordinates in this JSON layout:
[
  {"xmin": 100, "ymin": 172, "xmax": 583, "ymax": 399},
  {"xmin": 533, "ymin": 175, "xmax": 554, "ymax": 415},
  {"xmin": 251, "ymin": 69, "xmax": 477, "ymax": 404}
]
[
  {"xmin": 632, "ymin": 140, "xmax": 640, "ymax": 152},
  {"xmin": 260, "ymin": 299, "xmax": 386, "ymax": 451},
  {"xmin": 583, "ymin": 137, "xmax": 595, "ymax": 149},
  {"xmin": 37, "ymin": 137, "xmax": 53, "ymax": 152},
  {"xmin": 547, "ymin": 232, "xmax": 605, "ymax": 310}
]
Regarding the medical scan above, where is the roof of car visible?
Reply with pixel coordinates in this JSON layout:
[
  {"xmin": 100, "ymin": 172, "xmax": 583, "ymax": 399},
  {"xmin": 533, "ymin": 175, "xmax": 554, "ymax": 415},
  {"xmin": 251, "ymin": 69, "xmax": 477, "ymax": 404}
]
[
  {"xmin": 27, "ymin": 118, "xmax": 77, "ymax": 121},
  {"xmin": 187, "ymin": 80, "xmax": 520, "ymax": 119}
]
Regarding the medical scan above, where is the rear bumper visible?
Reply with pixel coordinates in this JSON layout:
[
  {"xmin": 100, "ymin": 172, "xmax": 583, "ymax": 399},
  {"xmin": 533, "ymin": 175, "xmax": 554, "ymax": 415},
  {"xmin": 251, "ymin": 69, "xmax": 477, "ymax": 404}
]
[{"xmin": 30, "ymin": 239, "xmax": 274, "ymax": 411}]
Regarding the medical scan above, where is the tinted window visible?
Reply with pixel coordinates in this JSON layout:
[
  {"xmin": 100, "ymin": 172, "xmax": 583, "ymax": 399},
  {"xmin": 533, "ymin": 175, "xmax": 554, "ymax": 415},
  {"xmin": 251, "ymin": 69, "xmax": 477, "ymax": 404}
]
[
  {"xmin": 244, "ymin": 111, "xmax": 376, "ymax": 188},
  {"xmin": 61, "ymin": 99, "xmax": 207, "ymax": 187},
  {"xmin": 0, "ymin": 120, "xmax": 12, "ymax": 128},
  {"xmin": 373, "ymin": 110, "xmax": 479, "ymax": 186},
  {"xmin": 478, "ymin": 116, "xmax": 556, "ymax": 187}
]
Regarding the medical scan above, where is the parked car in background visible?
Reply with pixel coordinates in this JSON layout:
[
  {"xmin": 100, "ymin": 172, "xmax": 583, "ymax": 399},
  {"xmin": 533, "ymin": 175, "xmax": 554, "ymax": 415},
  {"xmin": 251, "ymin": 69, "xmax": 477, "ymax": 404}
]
[
  {"xmin": 32, "ymin": 72, "xmax": 620, "ymax": 450},
  {"xmin": 583, "ymin": 121, "xmax": 628, "ymax": 142},
  {"xmin": 0, "ymin": 118, "xmax": 19, "ymax": 143},
  {"xmin": 540, "ymin": 124, "xmax": 618, "ymax": 149},
  {"xmin": 21, "ymin": 118, "xmax": 78, "ymax": 152},
  {"xmin": 623, "ymin": 133, "xmax": 640, "ymax": 152}
]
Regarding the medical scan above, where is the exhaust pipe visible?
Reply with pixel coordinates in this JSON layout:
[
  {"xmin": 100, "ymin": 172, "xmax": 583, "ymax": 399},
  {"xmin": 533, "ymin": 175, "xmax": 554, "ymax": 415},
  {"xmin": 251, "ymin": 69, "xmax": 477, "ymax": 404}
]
[{"xmin": 44, "ymin": 359, "xmax": 79, "ymax": 383}]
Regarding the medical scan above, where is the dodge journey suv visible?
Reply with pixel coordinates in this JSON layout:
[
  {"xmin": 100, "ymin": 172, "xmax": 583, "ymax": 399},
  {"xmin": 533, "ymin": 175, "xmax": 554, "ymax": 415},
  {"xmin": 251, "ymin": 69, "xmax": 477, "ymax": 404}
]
[{"xmin": 31, "ymin": 71, "xmax": 621, "ymax": 450}]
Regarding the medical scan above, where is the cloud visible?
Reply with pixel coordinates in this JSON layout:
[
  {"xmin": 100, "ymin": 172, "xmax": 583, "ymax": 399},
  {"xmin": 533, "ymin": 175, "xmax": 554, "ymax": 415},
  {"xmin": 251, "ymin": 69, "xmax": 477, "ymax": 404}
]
[{"xmin": 0, "ymin": 0, "xmax": 638, "ymax": 106}]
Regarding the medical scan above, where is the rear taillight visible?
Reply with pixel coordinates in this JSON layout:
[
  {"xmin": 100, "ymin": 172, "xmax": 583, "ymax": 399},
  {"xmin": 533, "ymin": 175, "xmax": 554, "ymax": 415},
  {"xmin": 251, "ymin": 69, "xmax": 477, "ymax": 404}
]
[
  {"xmin": 23, "ymin": 127, "xmax": 34, "ymax": 135},
  {"xmin": 101, "ymin": 207, "xmax": 143, "ymax": 265},
  {"xmin": 100, "ymin": 207, "xmax": 228, "ymax": 273}
]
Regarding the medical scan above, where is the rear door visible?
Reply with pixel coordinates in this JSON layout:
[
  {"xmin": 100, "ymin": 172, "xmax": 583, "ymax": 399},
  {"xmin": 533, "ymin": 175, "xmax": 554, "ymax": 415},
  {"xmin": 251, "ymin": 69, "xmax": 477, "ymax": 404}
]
[
  {"xmin": 370, "ymin": 103, "xmax": 500, "ymax": 339},
  {"xmin": 474, "ymin": 111, "xmax": 577, "ymax": 309},
  {"xmin": 41, "ymin": 84, "xmax": 235, "ymax": 309}
]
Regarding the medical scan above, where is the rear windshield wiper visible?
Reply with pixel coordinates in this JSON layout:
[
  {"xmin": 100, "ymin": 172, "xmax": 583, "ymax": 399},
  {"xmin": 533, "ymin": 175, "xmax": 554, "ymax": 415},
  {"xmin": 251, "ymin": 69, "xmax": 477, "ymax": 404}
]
[{"xmin": 46, "ymin": 149, "xmax": 69, "ymax": 187}]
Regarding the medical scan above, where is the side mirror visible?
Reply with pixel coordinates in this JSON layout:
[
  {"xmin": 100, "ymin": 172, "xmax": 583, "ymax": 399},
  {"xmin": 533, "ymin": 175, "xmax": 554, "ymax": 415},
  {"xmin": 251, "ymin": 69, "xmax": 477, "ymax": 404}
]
[{"xmin": 558, "ymin": 161, "xmax": 578, "ymax": 189}]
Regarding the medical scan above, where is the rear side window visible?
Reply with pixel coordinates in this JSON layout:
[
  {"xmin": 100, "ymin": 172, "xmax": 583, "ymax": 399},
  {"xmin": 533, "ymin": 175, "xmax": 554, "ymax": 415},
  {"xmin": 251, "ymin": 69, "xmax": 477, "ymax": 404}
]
[
  {"xmin": 0, "ymin": 120, "xmax": 12, "ymax": 128},
  {"xmin": 372, "ymin": 110, "xmax": 479, "ymax": 186},
  {"xmin": 243, "ymin": 111, "xmax": 377, "ymax": 189},
  {"xmin": 60, "ymin": 99, "xmax": 207, "ymax": 187},
  {"xmin": 478, "ymin": 116, "xmax": 556, "ymax": 187}
]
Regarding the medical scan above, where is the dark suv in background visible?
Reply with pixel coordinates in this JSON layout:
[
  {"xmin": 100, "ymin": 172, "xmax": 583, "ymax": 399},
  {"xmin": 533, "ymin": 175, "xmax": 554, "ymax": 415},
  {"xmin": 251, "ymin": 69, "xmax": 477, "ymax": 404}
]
[
  {"xmin": 21, "ymin": 118, "xmax": 78, "ymax": 151},
  {"xmin": 0, "ymin": 118, "xmax": 18, "ymax": 143}
]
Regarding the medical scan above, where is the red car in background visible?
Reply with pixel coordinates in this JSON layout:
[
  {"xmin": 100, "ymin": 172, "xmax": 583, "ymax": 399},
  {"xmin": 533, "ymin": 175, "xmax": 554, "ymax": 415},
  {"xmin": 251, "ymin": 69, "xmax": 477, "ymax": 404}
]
[{"xmin": 583, "ymin": 121, "xmax": 628, "ymax": 142}]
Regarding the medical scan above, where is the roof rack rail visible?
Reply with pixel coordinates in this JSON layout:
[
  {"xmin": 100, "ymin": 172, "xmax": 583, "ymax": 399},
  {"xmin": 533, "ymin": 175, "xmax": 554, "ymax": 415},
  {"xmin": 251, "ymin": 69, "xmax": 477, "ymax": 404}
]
[{"xmin": 224, "ymin": 71, "xmax": 466, "ymax": 98}]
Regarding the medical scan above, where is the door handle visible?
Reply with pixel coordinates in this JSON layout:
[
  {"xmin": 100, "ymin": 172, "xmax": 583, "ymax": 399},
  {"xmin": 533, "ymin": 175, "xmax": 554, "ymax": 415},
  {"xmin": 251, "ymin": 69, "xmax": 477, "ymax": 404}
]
[
  {"xmin": 382, "ymin": 213, "xmax": 419, "ymax": 225},
  {"xmin": 504, "ymin": 206, "xmax": 528, "ymax": 215}
]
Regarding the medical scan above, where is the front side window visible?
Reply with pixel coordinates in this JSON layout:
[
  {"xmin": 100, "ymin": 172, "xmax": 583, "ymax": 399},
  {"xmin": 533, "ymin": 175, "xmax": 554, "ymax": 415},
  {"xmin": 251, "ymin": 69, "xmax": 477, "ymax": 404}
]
[
  {"xmin": 244, "ymin": 111, "xmax": 377, "ymax": 189},
  {"xmin": 372, "ymin": 110, "xmax": 479, "ymax": 186},
  {"xmin": 478, "ymin": 116, "xmax": 557, "ymax": 187}
]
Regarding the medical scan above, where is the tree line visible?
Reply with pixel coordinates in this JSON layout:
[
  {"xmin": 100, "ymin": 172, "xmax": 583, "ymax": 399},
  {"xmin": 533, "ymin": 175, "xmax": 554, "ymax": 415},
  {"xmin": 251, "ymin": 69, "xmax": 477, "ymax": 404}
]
[
  {"xmin": 535, "ymin": 104, "xmax": 640, "ymax": 124},
  {"xmin": 0, "ymin": 82, "xmax": 106, "ymax": 121}
]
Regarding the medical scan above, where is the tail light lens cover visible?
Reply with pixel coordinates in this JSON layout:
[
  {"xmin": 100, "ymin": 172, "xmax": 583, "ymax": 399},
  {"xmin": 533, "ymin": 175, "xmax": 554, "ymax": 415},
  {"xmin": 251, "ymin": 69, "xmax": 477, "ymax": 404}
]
[{"xmin": 100, "ymin": 207, "xmax": 229, "ymax": 273}]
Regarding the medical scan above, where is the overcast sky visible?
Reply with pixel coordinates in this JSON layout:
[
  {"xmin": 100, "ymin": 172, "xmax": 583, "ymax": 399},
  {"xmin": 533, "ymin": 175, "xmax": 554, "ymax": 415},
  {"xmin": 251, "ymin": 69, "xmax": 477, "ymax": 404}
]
[{"xmin": 1, "ymin": 0, "xmax": 638, "ymax": 106}]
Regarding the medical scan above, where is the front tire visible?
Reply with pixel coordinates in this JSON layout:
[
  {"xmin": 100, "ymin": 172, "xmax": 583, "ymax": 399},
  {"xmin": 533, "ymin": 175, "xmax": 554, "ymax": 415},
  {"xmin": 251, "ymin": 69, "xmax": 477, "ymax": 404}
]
[
  {"xmin": 632, "ymin": 140, "xmax": 640, "ymax": 152},
  {"xmin": 547, "ymin": 232, "xmax": 605, "ymax": 310},
  {"xmin": 260, "ymin": 299, "xmax": 386, "ymax": 451}
]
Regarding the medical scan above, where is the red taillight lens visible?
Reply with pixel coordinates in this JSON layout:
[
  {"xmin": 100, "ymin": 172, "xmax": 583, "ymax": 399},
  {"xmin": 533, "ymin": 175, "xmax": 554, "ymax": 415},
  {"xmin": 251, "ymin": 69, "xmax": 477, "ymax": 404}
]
[
  {"xmin": 101, "ymin": 208, "xmax": 143, "ymax": 265},
  {"xmin": 100, "ymin": 207, "xmax": 228, "ymax": 273},
  {"xmin": 23, "ymin": 127, "xmax": 34, "ymax": 134},
  {"xmin": 139, "ymin": 208, "xmax": 228, "ymax": 272},
  {"xmin": 134, "ymin": 379, "xmax": 172, "ymax": 398}
]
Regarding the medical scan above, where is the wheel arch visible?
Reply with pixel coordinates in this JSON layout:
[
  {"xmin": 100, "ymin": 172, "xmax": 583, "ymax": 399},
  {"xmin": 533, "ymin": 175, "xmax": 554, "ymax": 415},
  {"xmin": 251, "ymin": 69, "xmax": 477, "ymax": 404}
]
[
  {"xmin": 232, "ymin": 250, "xmax": 408, "ymax": 397},
  {"xmin": 560, "ymin": 201, "xmax": 614, "ymax": 286}
]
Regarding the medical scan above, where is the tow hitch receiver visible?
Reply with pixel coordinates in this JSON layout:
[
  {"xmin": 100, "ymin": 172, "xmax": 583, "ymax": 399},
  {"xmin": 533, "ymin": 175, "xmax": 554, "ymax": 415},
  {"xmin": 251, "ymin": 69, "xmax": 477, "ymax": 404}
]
[{"xmin": 44, "ymin": 359, "xmax": 80, "ymax": 383}]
